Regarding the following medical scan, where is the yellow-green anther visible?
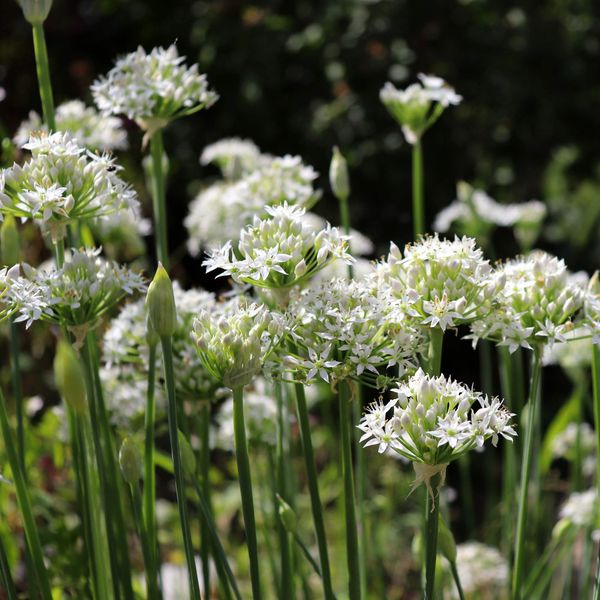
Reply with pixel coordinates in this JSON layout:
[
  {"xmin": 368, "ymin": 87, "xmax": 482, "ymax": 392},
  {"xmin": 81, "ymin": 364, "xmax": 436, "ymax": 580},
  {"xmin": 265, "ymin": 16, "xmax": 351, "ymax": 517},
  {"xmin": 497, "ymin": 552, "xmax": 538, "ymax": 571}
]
[
  {"xmin": 0, "ymin": 216, "xmax": 21, "ymax": 266},
  {"xmin": 178, "ymin": 430, "xmax": 197, "ymax": 478},
  {"xmin": 53, "ymin": 340, "xmax": 87, "ymax": 415},
  {"xmin": 329, "ymin": 146, "xmax": 350, "ymax": 201},
  {"xmin": 16, "ymin": 0, "xmax": 53, "ymax": 24},
  {"xmin": 119, "ymin": 437, "xmax": 143, "ymax": 484},
  {"xmin": 146, "ymin": 263, "xmax": 177, "ymax": 337}
]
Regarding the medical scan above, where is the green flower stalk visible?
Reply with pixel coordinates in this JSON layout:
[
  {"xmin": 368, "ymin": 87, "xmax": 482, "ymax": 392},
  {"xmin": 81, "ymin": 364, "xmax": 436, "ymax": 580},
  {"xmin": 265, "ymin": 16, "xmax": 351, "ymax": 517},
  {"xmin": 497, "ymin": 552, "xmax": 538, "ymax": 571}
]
[{"xmin": 146, "ymin": 265, "xmax": 200, "ymax": 598}]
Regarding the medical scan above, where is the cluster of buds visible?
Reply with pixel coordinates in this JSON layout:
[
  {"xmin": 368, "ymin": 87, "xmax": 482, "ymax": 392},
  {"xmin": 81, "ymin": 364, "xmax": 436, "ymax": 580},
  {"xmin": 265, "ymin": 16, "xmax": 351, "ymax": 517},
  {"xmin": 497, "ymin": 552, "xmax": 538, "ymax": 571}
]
[
  {"xmin": 14, "ymin": 100, "xmax": 128, "ymax": 152},
  {"xmin": 380, "ymin": 74, "xmax": 462, "ymax": 144},
  {"xmin": 358, "ymin": 369, "xmax": 515, "ymax": 494},
  {"xmin": 0, "ymin": 132, "xmax": 139, "ymax": 241},
  {"xmin": 192, "ymin": 301, "xmax": 285, "ymax": 390},
  {"xmin": 281, "ymin": 278, "xmax": 424, "ymax": 387},
  {"xmin": 470, "ymin": 251, "xmax": 585, "ymax": 352},
  {"xmin": 377, "ymin": 235, "xmax": 504, "ymax": 332},
  {"xmin": 203, "ymin": 203, "xmax": 353, "ymax": 291},
  {"xmin": 92, "ymin": 44, "xmax": 218, "ymax": 134}
]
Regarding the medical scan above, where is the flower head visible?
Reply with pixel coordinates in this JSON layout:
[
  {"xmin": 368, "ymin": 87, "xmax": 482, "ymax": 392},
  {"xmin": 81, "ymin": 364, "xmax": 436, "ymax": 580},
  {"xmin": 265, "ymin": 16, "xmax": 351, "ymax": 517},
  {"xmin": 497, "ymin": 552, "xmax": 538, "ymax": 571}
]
[
  {"xmin": 200, "ymin": 138, "xmax": 262, "ymax": 180},
  {"xmin": 380, "ymin": 73, "xmax": 461, "ymax": 144},
  {"xmin": 92, "ymin": 44, "xmax": 218, "ymax": 132}
]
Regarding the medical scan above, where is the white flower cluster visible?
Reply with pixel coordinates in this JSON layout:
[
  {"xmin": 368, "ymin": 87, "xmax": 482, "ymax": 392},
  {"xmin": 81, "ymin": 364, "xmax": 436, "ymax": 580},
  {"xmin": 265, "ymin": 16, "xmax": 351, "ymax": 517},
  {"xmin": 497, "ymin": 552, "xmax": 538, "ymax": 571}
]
[
  {"xmin": 584, "ymin": 274, "xmax": 600, "ymax": 345},
  {"xmin": 192, "ymin": 301, "xmax": 285, "ymax": 390},
  {"xmin": 0, "ymin": 132, "xmax": 139, "ymax": 241},
  {"xmin": 380, "ymin": 74, "xmax": 462, "ymax": 144},
  {"xmin": 200, "ymin": 137, "xmax": 262, "ymax": 179},
  {"xmin": 358, "ymin": 369, "xmax": 516, "ymax": 465},
  {"xmin": 281, "ymin": 278, "xmax": 424, "ymax": 387},
  {"xmin": 559, "ymin": 489, "xmax": 598, "ymax": 528},
  {"xmin": 444, "ymin": 542, "xmax": 508, "ymax": 599},
  {"xmin": 213, "ymin": 378, "xmax": 278, "ymax": 450},
  {"xmin": 91, "ymin": 44, "xmax": 218, "ymax": 131},
  {"xmin": 203, "ymin": 204, "xmax": 353, "ymax": 291},
  {"xmin": 470, "ymin": 251, "xmax": 585, "ymax": 352},
  {"xmin": 434, "ymin": 182, "xmax": 546, "ymax": 241},
  {"xmin": 13, "ymin": 100, "xmax": 128, "ymax": 151},
  {"xmin": 5, "ymin": 247, "xmax": 146, "ymax": 331},
  {"xmin": 550, "ymin": 423, "xmax": 596, "ymax": 478},
  {"xmin": 185, "ymin": 153, "xmax": 320, "ymax": 255},
  {"xmin": 377, "ymin": 235, "xmax": 504, "ymax": 331}
]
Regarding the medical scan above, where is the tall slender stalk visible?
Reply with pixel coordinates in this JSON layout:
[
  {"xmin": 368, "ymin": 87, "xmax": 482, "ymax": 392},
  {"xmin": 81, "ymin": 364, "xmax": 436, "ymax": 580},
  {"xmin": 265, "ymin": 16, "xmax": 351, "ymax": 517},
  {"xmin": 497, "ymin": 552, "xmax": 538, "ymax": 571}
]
[
  {"xmin": 293, "ymin": 381, "xmax": 335, "ymax": 600},
  {"xmin": 150, "ymin": 131, "xmax": 169, "ymax": 268},
  {"xmin": 591, "ymin": 344, "xmax": 600, "ymax": 600},
  {"xmin": 0, "ymin": 386, "xmax": 52, "ymax": 600},
  {"xmin": 199, "ymin": 400, "xmax": 212, "ymax": 598},
  {"xmin": 511, "ymin": 348, "xmax": 542, "ymax": 599},
  {"xmin": 412, "ymin": 140, "xmax": 425, "ymax": 238},
  {"xmin": 31, "ymin": 23, "xmax": 55, "ymax": 130},
  {"xmin": 428, "ymin": 328, "xmax": 443, "ymax": 376},
  {"xmin": 9, "ymin": 320, "xmax": 24, "ymax": 470},
  {"xmin": 424, "ymin": 478, "xmax": 441, "ymax": 600},
  {"xmin": 232, "ymin": 385, "xmax": 262, "ymax": 600},
  {"xmin": 161, "ymin": 336, "xmax": 200, "ymax": 598},
  {"xmin": 0, "ymin": 522, "xmax": 18, "ymax": 600},
  {"xmin": 339, "ymin": 379, "xmax": 361, "ymax": 600}
]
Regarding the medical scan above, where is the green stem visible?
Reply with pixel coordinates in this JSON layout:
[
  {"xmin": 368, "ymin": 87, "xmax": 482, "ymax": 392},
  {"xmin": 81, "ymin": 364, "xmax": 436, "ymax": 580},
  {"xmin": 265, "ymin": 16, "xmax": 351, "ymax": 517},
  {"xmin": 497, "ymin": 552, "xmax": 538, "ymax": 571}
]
[
  {"xmin": 293, "ymin": 381, "xmax": 335, "ymax": 600},
  {"xmin": 339, "ymin": 380, "xmax": 361, "ymax": 600},
  {"xmin": 150, "ymin": 130, "xmax": 169, "ymax": 268},
  {"xmin": 338, "ymin": 194, "xmax": 353, "ymax": 279},
  {"xmin": 428, "ymin": 327, "xmax": 444, "ymax": 376},
  {"xmin": 31, "ymin": 23, "xmax": 55, "ymax": 130},
  {"xmin": 53, "ymin": 239, "xmax": 64, "ymax": 268},
  {"xmin": 449, "ymin": 561, "xmax": 465, "ymax": 600},
  {"xmin": 199, "ymin": 401, "xmax": 212, "ymax": 598},
  {"xmin": 573, "ymin": 382, "xmax": 584, "ymax": 491},
  {"xmin": 424, "ymin": 479, "xmax": 440, "ymax": 600},
  {"xmin": 232, "ymin": 386, "xmax": 262, "ymax": 600},
  {"xmin": 144, "ymin": 343, "xmax": 159, "ymax": 577},
  {"xmin": 412, "ymin": 140, "xmax": 425, "ymax": 238},
  {"xmin": 354, "ymin": 386, "xmax": 368, "ymax": 600},
  {"xmin": 161, "ymin": 336, "xmax": 201, "ymax": 598},
  {"xmin": 592, "ymin": 345, "xmax": 600, "ymax": 600},
  {"xmin": 293, "ymin": 531, "xmax": 322, "ymax": 579},
  {"xmin": 0, "ymin": 386, "xmax": 52, "ymax": 600},
  {"xmin": 9, "ymin": 319, "xmax": 24, "ymax": 471},
  {"xmin": 0, "ymin": 527, "xmax": 17, "ymax": 600},
  {"xmin": 511, "ymin": 348, "xmax": 542, "ymax": 600}
]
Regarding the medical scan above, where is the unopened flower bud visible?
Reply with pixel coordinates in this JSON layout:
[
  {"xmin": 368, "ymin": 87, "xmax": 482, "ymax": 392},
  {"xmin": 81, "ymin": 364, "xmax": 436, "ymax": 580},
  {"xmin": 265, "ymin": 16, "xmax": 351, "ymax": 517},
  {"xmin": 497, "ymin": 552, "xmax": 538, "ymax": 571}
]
[
  {"xmin": 178, "ymin": 430, "xmax": 196, "ymax": 478},
  {"xmin": 17, "ymin": 0, "xmax": 53, "ymax": 24},
  {"xmin": 53, "ymin": 340, "xmax": 87, "ymax": 414},
  {"xmin": 437, "ymin": 516, "xmax": 457, "ymax": 563},
  {"xmin": 146, "ymin": 263, "xmax": 177, "ymax": 337},
  {"xmin": 294, "ymin": 259, "xmax": 307, "ymax": 278},
  {"xmin": 277, "ymin": 495, "xmax": 297, "ymax": 534},
  {"xmin": 119, "ymin": 437, "xmax": 143, "ymax": 484},
  {"xmin": 552, "ymin": 518, "xmax": 573, "ymax": 540},
  {"xmin": 329, "ymin": 146, "xmax": 350, "ymax": 201},
  {"xmin": 0, "ymin": 215, "xmax": 20, "ymax": 266}
]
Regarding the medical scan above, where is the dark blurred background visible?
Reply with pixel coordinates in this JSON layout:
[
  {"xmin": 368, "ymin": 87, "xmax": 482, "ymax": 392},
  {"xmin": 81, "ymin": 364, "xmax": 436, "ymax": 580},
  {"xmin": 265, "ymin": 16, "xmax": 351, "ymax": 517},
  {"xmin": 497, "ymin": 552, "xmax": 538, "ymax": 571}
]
[{"xmin": 2, "ymin": 0, "xmax": 600, "ymax": 274}]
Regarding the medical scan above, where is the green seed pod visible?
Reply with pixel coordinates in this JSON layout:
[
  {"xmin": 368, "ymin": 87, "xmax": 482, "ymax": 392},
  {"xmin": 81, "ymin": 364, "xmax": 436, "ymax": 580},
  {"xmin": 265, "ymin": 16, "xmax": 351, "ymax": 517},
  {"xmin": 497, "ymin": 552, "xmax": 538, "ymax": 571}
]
[
  {"xmin": 437, "ymin": 515, "xmax": 457, "ymax": 563},
  {"xmin": 146, "ymin": 263, "xmax": 177, "ymax": 337},
  {"xmin": 53, "ymin": 340, "xmax": 87, "ymax": 415},
  {"xmin": 0, "ymin": 216, "xmax": 21, "ymax": 266},
  {"xmin": 119, "ymin": 437, "xmax": 143, "ymax": 484},
  {"xmin": 329, "ymin": 146, "xmax": 350, "ymax": 201},
  {"xmin": 17, "ymin": 0, "xmax": 54, "ymax": 24},
  {"xmin": 277, "ymin": 495, "xmax": 297, "ymax": 534},
  {"xmin": 178, "ymin": 430, "xmax": 196, "ymax": 478}
]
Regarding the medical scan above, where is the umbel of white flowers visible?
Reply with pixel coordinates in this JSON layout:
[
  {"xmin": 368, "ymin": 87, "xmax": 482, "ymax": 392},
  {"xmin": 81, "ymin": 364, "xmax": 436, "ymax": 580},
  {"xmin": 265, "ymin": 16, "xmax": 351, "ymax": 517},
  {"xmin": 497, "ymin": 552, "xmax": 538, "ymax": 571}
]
[
  {"xmin": 0, "ymin": 132, "xmax": 139, "ymax": 242},
  {"xmin": 358, "ymin": 369, "xmax": 516, "ymax": 496},
  {"xmin": 380, "ymin": 73, "xmax": 462, "ymax": 144},
  {"xmin": 92, "ymin": 44, "xmax": 218, "ymax": 135}
]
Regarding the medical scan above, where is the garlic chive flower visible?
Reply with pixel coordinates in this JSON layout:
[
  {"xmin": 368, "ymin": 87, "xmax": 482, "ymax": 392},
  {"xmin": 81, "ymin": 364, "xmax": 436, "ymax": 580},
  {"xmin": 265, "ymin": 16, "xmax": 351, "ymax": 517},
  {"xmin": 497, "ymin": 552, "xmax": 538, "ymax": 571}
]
[
  {"xmin": 0, "ymin": 132, "xmax": 139, "ymax": 242},
  {"xmin": 203, "ymin": 203, "xmax": 353, "ymax": 290},
  {"xmin": 378, "ymin": 235, "xmax": 504, "ymax": 332},
  {"xmin": 200, "ymin": 137, "xmax": 261, "ymax": 180},
  {"xmin": 5, "ymin": 247, "xmax": 146, "ymax": 333},
  {"xmin": 13, "ymin": 100, "xmax": 128, "ymax": 152},
  {"xmin": 584, "ymin": 272, "xmax": 600, "ymax": 345},
  {"xmin": 380, "ymin": 74, "xmax": 461, "ymax": 144},
  {"xmin": 192, "ymin": 301, "xmax": 285, "ymax": 390},
  {"xmin": 91, "ymin": 44, "xmax": 218, "ymax": 133},
  {"xmin": 469, "ymin": 251, "xmax": 585, "ymax": 352},
  {"xmin": 358, "ymin": 369, "xmax": 516, "ymax": 491},
  {"xmin": 558, "ymin": 489, "xmax": 598, "ymax": 530},
  {"xmin": 280, "ymin": 278, "xmax": 425, "ymax": 387}
]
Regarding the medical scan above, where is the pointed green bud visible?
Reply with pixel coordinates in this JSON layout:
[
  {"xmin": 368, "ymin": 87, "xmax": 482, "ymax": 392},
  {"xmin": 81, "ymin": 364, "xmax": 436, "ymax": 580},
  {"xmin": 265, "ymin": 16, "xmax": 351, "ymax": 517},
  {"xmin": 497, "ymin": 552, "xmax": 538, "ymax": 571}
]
[
  {"xmin": 552, "ymin": 518, "xmax": 573, "ymax": 540},
  {"xmin": 437, "ymin": 515, "xmax": 457, "ymax": 563},
  {"xmin": 17, "ymin": 0, "xmax": 53, "ymax": 24},
  {"xmin": 276, "ymin": 494, "xmax": 297, "ymax": 534},
  {"xmin": 119, "ymin": 437, "xmax": 143, "ymax": 484},
  {"xmin": 53, "ymin": 340, "xmax": 87, "ymax": 415},
  {"xmin": 329, "ymin": 146, "xmax": 350, "ymax": 201},
  {"xmin": 145, "ymin": 312, "xmax": 160, "ymax": 347},
  {"xmin": 146, "ymin": 263, "xmax": 177, "ymax": 337},
  {"xmin": 1, "ymin": 216, "xmax": 21, "ymax": 266},
  {"xmin": 178, "ymin": 430, "xmax": 196, "ymax": 478}
]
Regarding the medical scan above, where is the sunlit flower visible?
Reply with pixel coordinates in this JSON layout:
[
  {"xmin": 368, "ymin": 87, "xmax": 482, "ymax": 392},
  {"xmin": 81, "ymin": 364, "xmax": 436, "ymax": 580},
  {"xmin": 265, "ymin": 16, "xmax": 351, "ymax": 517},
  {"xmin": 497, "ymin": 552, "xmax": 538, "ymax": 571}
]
[{"xmin": 200, "ymin": 137, "xmax": 262, "ymax": 179}]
